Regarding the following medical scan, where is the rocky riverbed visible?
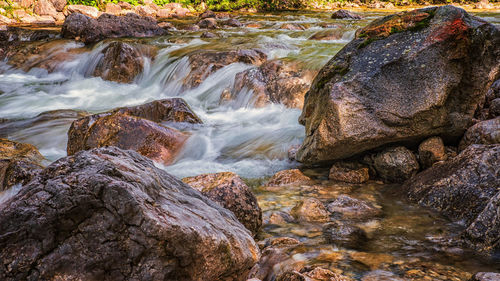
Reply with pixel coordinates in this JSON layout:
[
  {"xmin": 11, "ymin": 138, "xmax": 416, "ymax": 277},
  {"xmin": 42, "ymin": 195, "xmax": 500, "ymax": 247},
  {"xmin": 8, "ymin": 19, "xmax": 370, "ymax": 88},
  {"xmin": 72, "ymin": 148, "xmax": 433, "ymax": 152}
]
[{"xmin": 0, "ymin": 6, "xmax": 499, "ymax": 281}]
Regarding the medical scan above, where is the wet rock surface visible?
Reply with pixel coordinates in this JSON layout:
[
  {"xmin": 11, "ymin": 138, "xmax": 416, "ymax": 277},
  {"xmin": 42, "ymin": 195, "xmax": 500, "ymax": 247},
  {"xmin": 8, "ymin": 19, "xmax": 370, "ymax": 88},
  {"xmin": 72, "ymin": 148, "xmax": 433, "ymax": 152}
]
[
  {"xmin": 67, "ymin": 98, "xmax": 202, "ymax": 155},
  {"xmin": 331, "ymin": 9, "xmax": 363, "ymax": 19},
  {"xmin": 62, "ymin": 12, "xmax": 167, "ymax": 44},
  {"xmin": 459, "ymin": 117, "xmax": 500, "ymax": 150},
  {"xmin": 309, "ymin": 29, "xmax": 344, "ymax": 41},
  {"xmin": 266, "ymin": 169, "xmax": 311, "ymax": 186},
  {"xmin": 373, "ymin": 146, "xmax": 419, "ymax": 183},
  {"xmin": 94, "ymin": 42, "xmax": 144, "ymax": 83},
  {"xmin": 291, "ymin": 198, "xmax": 329, "ymax": 222},
  {"xmin": 67, "ymin": 112, "xmax": 187, "ymax": 165},
  {"xmin": 227, "ymin": 60, "xmax": 315, "ymax": 108},
  {"xmin": 198, "ymin": 17, "xmax": 217, "ymax": 29},
  {"xmin": 92, "ymin": 42, "xmax": 146, "ymax": 83},
  {"xmin": 297, "ymin": 6, "xmax": 500, "ymax": 164},
  {"xmin": 418, "ymin": 136, "xmax": 447, "ymax": 169},
  {"xmin": 329, "ymin": 161, "xmax": 370, "ymax": 183},
  {"xmin": 0, "ymin": 139, "xmax": 44, "ymax": 191},
  {"xmin": 111, "ymin": 98, "xmax": 202, "ymax": 125},
  {"xmin": 323, "ymin": 221, "xmax": 368, "ymax": 249},
  {"xmin": 0, "ymin": 147, "xmax": 259, "ymax": 280},
  {"xmin": 4, "ymin": 39, "xmax": 85, "ymax": 72},
  {"xmin": 406, "ymin": 144, "xmax": 500, "ymax": 253},
  {"xmin": 182, "ymin": 172, "xmax": 262, "ymax": 235},
  {"xmin": 184, "ymin": 49, "xmax": 267, "ymax": 89},
  {"xmin": 66, "ymin": 99, "xmax": 200, "ymax": 160},
  {"xmin": 327, "ymin": 195, "xmax": 381, "ymax": 219},
  {"xmin": 469, "ymin": 272, "xmax": 500, "ymax": 281}
]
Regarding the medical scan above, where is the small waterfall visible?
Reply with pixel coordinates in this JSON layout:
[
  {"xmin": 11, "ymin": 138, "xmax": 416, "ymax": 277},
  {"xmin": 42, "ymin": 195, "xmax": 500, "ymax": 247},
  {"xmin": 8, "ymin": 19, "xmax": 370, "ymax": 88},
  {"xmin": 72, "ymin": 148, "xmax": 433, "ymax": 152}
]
[{"xmin": 0, "ymin": 11, "xmax": 374, "ymax": 178}]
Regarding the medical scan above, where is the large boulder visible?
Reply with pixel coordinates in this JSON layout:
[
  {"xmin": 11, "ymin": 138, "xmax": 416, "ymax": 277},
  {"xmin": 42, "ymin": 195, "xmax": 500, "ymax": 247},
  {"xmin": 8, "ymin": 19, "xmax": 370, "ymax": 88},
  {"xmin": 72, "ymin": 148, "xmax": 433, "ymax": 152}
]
[
  {"xmin": 458, "ymin": 117, "xmax": 500, "ymax": 150},
  {"xmin": 406, "ymin": 144, "xmax": 500, "ymax": 253},
  {"xmin": 184, "ymin": 49, "xmax": 267, "ymax": 89},
  {"xmin": 111, "ymin": 98, "xmax": 202, "ymax": 124},
  {"xmin": 62, "ymin": 13, "xmax": 167, "ymax": 44},
  {"xmin": 226, "ymin": 60, "xmax": 315, "ymax": 109},
  {"xmin": 297, "ymin": 6, "xmax": 500, "ymax": 164},
  {"xmin": 67, "ymin": 113, "xmax": 187, "ymax": 165},
  {"xmin": 0, "ymin": 147, "xmax": 259, "ymax": 280},
  {"xmin": 182, "ymin": 172, "xmax": 262, "ymax": 235},
  {"xmin": 67, "ymin": 98, "xmax": 201, "ymax": 164},
  {"xmin": 0, "ymin": 139, "xmax": 44, "ymax": 191},
  {"xmin": 93, "ymin": 42, "xmax": 145, "ymax": 83},
  {"xmin": 331, "ymin": 9, "xmax": 362, "ymax": 19}
]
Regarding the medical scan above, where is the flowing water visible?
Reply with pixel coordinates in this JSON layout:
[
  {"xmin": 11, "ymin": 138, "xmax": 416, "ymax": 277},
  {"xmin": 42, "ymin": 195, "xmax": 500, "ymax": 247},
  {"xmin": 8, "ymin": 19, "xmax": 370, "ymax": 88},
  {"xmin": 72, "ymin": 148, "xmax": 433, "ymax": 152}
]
[{"xmin": 0, "ymin": 9, "xmax": 499, "ymax": 280}]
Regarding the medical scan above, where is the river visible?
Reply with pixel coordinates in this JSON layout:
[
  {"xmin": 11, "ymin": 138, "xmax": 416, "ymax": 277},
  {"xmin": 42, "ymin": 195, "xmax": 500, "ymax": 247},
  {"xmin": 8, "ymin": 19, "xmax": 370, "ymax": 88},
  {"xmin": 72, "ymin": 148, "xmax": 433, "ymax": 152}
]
[{"xmin": 1, "ymin": 9, "xmax": 499, "ymax": 280}]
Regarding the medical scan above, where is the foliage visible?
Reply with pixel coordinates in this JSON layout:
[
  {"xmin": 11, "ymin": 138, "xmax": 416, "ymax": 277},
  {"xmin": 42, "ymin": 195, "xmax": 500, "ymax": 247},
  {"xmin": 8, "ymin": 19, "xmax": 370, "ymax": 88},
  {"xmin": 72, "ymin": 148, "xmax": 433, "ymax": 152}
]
[{"xmin": 64, "ymin": 0, "xmax": 312, "ymax": 10}]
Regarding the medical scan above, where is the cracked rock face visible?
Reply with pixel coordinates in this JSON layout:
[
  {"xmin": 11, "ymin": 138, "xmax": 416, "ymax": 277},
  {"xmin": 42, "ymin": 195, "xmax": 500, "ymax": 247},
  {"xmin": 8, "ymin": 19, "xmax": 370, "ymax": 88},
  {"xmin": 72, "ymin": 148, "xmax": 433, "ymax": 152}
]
[
  {"xmin": 0, "ymin": 147, "xmax": 259, "ymax": 281},
  {"xmin": 297, "ymin": 6, "xmax": 500, "ymax": 164}
]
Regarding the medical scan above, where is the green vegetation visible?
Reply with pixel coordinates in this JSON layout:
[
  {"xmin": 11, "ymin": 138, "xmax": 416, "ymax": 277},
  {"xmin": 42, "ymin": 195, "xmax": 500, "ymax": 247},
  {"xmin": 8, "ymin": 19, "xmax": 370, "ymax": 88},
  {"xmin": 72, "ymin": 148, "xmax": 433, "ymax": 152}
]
[
  {"xmin": 64, "ymin": 0, "xmax": 325, "ymax": 11},
  {"xmin": 51, "ymin": 0, "xmax": 485, "ymax": 12}
]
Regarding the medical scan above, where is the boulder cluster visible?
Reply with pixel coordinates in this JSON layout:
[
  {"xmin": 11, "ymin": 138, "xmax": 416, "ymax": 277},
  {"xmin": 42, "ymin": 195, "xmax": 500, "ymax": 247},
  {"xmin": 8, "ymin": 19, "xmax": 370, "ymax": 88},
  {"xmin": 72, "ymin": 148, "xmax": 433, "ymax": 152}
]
[{"xmin": 0, "ymin": 0, "xmax": 190, "ymax": 25}]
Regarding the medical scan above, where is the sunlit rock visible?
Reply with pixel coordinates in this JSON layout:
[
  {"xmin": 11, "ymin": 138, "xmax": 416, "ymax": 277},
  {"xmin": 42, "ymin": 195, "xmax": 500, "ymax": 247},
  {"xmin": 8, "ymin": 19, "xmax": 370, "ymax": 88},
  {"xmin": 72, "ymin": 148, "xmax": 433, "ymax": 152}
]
[
  {"xmin": 0, "ymin": 147, "xmax": 259, "ymax": 280},
  {"xmin": 329, "ymin": 162, "xmax": 370, "ymax": 183},
  {"xmin": 184, "ymin": 49, "xmax": 267, "ymax": 89},
  {"xmin": 469, "ymin": 272, "xmax": 500, "ymax": 281},
  {"xmin": 67, "ymin": 98, "xmax": 200, "ymax": 164},
  {"xmin": 93, "ymin": 42, "xmax": 147, "ymax": 83},
  {"xmin": 62, "ymin": 12, "xmax": 167, "ymax": 44},
  {"xmin": 64, "ymin": 4, "xmax": 99, "ymax": 18},
  {"xmin": 0, "ymin": 138, "xmax": 44, "ymax": 191},
  {"xmin": 418, "ymin": 136, "xmax": 447, "ymax": 169},
  {"xmin": 182, "ymin": 172, "xmax": 262, "ymax": 235},
  {"xmin": 331, "ymin": 9, "xmax": 362, "ymax": 19},
  {"xmin": 227, "ymin": 60, "xmax": 315, "ymax": 108},
  {"xmin": 67, "ymin": 113, "xmax": 187, "ymax": 165},
  {"xmin": 308, "ymin": 29, "xmax": 343, "ymax": 41},
  {"xmin": 279, "ymin": 23, "xmax": 306, "ymax": 30},
  {"xmin": 266, "ymin": 169, "xmax": 311, "ymax": 186},
  {"xmin": 297, "ymin": 6, "xmax": 500, "ymax": 164}
]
